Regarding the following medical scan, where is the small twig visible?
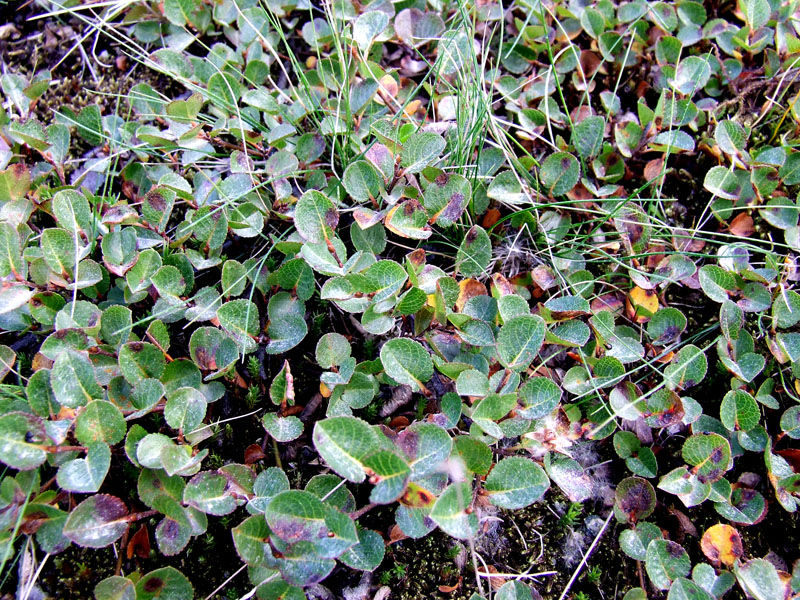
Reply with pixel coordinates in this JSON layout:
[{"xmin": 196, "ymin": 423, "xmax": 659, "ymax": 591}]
[
  {"xmin": 349, "ymin": 503, "xmax": 376, "ymax": 520},
  {"xmin": 20, "ymin": 547, "xmax": 49, "ymax": 600},
  {"xmin": 203, "ymin": 563, "xmax": 247, "ymax": 600},
  {"xmin": 321, "ymin": 479, "xmax": 347, "ymax": 502},
  {"xmin": 115, "ymin": 527, "xmax": 129, "ymax": 576},
  {"xmin": 557, "ymin": 511, "xmax": 613, "ymax": 600},
  {"xmin": 271, "ymin": 437, "xmax": 282, "ymax": 470},
  {"xmin": 39, "ymin": 445, "xmax": 87, "ymax": 454},
  {"xmin": 477, "ymin": 570, "xmax": 558, "ymax": 579}
]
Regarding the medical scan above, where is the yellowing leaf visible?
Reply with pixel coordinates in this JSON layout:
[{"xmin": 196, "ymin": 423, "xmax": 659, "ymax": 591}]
[
  {"xmin": 627, "ymin": 286, "xmax": 659, "ymax": 322},
  {"xmin": 455, "ymin": 279, "xmax": 487, "ymax": 312},
  {"xmin": 701, "ymin": 523, "xmax": 743, "ymax": 567}
]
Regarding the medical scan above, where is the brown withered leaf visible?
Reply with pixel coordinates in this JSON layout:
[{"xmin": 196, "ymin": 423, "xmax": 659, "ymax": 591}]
[
  {"xmin": 728, "ymin": 212, "xmax": 754, "ymax": 237},
  {"xmin": 244, "ymin": 444, "xmax": 266, "ymax": 465},
  {"xmin": 127, "ymin": 525, "xmax": 150, "ymax": 559}
]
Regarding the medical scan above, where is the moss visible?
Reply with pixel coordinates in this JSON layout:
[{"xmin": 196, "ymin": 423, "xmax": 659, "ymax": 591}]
[{"xmin": 379, "ymin": 492, "xmax": 633, "ymax": 600}]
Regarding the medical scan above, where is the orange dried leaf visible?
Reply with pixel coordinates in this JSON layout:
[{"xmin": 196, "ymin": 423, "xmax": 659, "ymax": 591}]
[
  {"xmin": 438, "ymin": 580, "xmax": 460, "ymax": 593},
  {"xmin": 31, "ymin": 352, "xmax": 53, "ymax": 371},
  {"xmin": 482, "ymin": 208, "xmax": 501, "ymax": 229}
]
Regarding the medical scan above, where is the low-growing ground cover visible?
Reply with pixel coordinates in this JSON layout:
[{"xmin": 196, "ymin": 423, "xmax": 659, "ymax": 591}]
[{"xmin": 2, "ymin": 0, "xmax": 800, "ymax": 598}]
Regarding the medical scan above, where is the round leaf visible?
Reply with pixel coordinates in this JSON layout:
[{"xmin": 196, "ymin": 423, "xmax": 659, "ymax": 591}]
[
  {"xmin": 485, "ymin": 457, "xmax": 549, "ymax": 509},
  {"xmin": 380, "ymin": 338, "xmax": 433, "ymax": 391}
]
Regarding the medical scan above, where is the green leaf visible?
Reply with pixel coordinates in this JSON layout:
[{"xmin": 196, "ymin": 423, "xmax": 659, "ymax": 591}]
[
  {"xmin": 266, "ymin": 292, "xmax": 307, "ymax": 354},
  {"xmin": 518, "ymin": 377, "xmax": 561, "ymax": 419},
  {"xmin": 401, "ymin": 131, "xmax": 445, "ymax": 174},
  {"xmin": 366, "ymin": 260, "xmax": 408, "ymax": 303},
  {"xmin": 52, "ymin": 350, "xmax": 103, "ymax": 408},
  {"xmin": 619, "ymin": 521, "xmax": 663, "ymax": 560},
  {"xmin": 715, "ymin": 120, "xmax": 747, "ymax": 156},
  {"xmin": 248, "ymin": 467, "xmax": 290, "ymax": 514},
  {"xmin": 216, "ymin": 299, "xmax": 259, "ymax": 353},
  {"xmin": 496, "ymin": 315, "xmax": 546, "ymax": 371},
  {"xmin": 75, "ymin": 400, "xmax": 126, "ymax": 446},
  {"xmin": 364, "ymin": 450, "xmax": 410, "ymax": 504},
  {"xmin": 351, "ymin": 222, "xmax": 386, "ymax": 254},
  {"xmin": 471, "ymin": 393, "xmax": 515, "ymax": 438},
  {"xmin": 571, "ymin": 116, "xmax": 605, "ymax": 159},
  {"xmin": 63, "ymin": 494, "xmax": 129, "ymax": 548},
  {"xmin": 456, "ymin": 369, "xmax": 489, "ymax": 397},
  {"xmin": 75, "ymin": 105, "xmax": 104, "ymax": 145},
  {"xmin": 52, "ymin": 189, "xmax": 92, "ymax": 237},
  {"xmin": 682, "ymin": 433, "xmax": 731, "ymax": 483},
  {"xmin": 94, "ymin": 576, "xmax": 136, "ymax": 600},
  {"xmin": 735, "ymin": 558, "xmax": 790, "ymax": 600},
  {"xmin": 720, "ymin": 389, "xmax": 760, "ymax": 432},
  {"xmin": 672, "ymin": 55, "xmax": 711, "ymax": 95},
  {"xmin": 496, "ymin": 581, "xmax": 534, "ymax": 600},
  {"xmin": 0, "ymin": 222, "xmax": 22, "ymax": 279},
  {"xmin": 540, "ymin": 152, "xmax": 580, "ymax": 196},
  {"xmin": 119, "ymin": 342, "xmax": 166, "ymax": 385},
  {"xmin": 740, "ymin": 0, "xmax": 770, "ymax": 30},
  {"xmin": 262, "ymin": 413, "xmax": 303, "ymax": 442},
  {"xmin": 487, "ymin": 170, "xmax": 525, "ymax": 203},
  {"xmin": 56, "ymin": 442, "xmax": 110, "ymax": 493},
  {"xmin": 313, "ymin": 416, "xmax": 381, "ymax": 482},
  {"xmin": 380, "ymin": 338, "xmax": 433, "ymax": 391},
  {"xmin": 456, "ymin": 225, "xmax": 491, "ymax": 277},
  {"xmin": 664, "ymin": 344, "xmax": 707, "ymax": 390},
  {"xmin": 773, "ymin": 290, "xmax": 800, "ymax": 328},
  {"xmin": 221, "ymin": 260, "xmax": 247, "ymax": 297},
  {"xmin": 265, "ymin": 490, "xmax": 325, "ymax": 542},
  {"xmin": 41, "ymin": 227, "xmax": 76, "ymax": 276},
  {"xmin": 396, "ymin": 287, "xmax": 427, "ymax": 315},
  {"xmin": 232, "ymin": 515, "xmax": 271, "ymax": 565},
  {"xmin": 135, "ymin": 567, "xmax": 194, "ymax": 600},
  {"xmin": 423, "ymin": 173, "xmax": 471, "ymax": 227},
  {"xmin": 780, "ymin": 406, "xmax": 800, "ymax": 439},
  {"xmin": 343, "ymin": 160, "xmax": 382, "ymax": 203},
  {"xmin": 0, "ymin": 412, "xmax": 48, "ymax": 470},
  {"xmin": 275, "ymin": 258, "xmax": 314, "ymax": 301},
  {"xmin": 183, "ymin": 471, "xmax": 239, "ymax": 516},
  {"xmin": 269, "ymin": 360, "xmax": 294, "ymax": 406},
  {"xmin": 165, "ymin": 387, "xmax": 207, "ymax": 432},
  {"xmin": 485, "ymin": 457, "xmax": 549, "ymax": 509},
  {"xmin": 452, "ymin": 436, "xmax": 492, "ymax": 475},
  {"xmin": 703, "ymin": 166, "xmax": 742, "ymax": 201},
  {"xmin": 668, "ymin": 578, "xmax": 714, "ymax": 600},
  {"xmin": 698, "ymin": 265, "xmax": 736, "ymax": 303},
  {"xmin": 294, "ymin": 190, "xmax": 338, "ymax": 243},
  {"xmin": 353, "ymin": 11, "xmax": 390, "ymax": 52},
  {"xmin": 100, "ymin": 229, "xmax": 136, "ymax": 279},
  {"xmin": 646, "ymin": 539, "xmax": 691, "ymax": 590},
  {"xmin": 430, "ymin": 482, "xmax": 478, "ymax": 539},
  {"xmin": 340, "ymin": 527, "xmax": 385, "ymax": 571}
]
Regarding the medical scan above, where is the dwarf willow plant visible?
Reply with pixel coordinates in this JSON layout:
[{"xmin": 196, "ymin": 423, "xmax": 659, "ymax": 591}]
[{"xmin": 2, "ymin": 0, "xmax": 800, "ymax": 598}]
